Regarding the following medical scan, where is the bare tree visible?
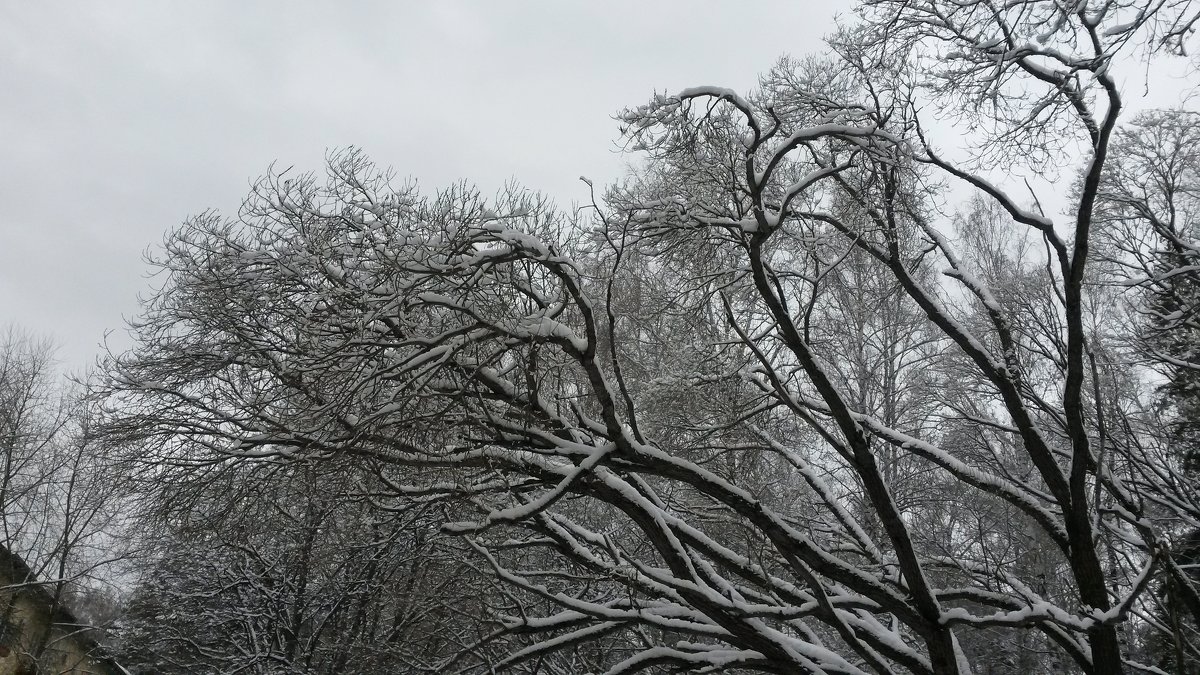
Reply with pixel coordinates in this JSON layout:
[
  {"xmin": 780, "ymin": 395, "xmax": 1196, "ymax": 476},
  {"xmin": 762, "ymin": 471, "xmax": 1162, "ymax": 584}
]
[
  {"xmin": 112, "ymin": 457, "xmax": 507, "ymax": 674},
  {"xmin": 0, "ymin": 327, "xmax": 128, "ymax": 671},
  {"xmin": 1094, "ymin": 107, "xmax": 1200, "ymax": 671},
  {"xmin": 96, "ymin": 1, "xmax": 1200, "ymax": 672}
]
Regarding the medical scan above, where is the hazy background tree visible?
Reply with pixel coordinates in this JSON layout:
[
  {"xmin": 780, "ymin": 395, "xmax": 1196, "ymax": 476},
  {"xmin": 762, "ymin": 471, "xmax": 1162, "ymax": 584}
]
[
  {"xmin": 0, "ymin": 326, "xmax": 128, "ymax": 670},
  {"xmin": 1094, "ymin": 107, "xmax": 1200, "ymax": 672}
]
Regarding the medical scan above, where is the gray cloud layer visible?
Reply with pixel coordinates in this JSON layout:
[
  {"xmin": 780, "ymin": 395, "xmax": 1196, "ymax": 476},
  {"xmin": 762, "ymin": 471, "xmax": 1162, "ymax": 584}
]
[{"xmin": 0, "ymin": 2, "xmax": 837, "ymax": 372}]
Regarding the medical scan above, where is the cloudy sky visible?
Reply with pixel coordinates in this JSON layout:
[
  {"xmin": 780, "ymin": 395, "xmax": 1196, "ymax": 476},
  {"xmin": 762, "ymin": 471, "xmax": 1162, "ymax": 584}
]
[
  {"xmin": 0, "ymin": 2, "xmax": 838, "ymax": 374},
  {"xmin": 4, "ymin": 2, "xmax": 1194, "ymax": 377}
]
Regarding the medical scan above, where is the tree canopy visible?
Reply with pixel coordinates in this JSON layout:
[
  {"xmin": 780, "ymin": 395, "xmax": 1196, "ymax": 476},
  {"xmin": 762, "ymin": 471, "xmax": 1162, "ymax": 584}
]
[{"xmin": 88, "ymin": 1, "xmax": 1200, "ymax": 673}]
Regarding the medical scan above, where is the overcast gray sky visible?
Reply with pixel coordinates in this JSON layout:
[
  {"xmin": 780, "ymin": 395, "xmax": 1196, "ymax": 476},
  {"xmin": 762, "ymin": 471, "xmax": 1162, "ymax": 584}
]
[{"xmin": 0, "ymin": 1, "xmax": 839, "ymax": 374}]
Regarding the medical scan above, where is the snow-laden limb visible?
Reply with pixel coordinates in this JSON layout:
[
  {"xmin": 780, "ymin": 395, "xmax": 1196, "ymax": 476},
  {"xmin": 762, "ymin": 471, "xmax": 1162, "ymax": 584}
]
[
  {"xmin": 98, "ymin": 11, "xmax": 1200, "ymax": 668},
  {"xmin": 443, "ymin": 442, "xmax": 615, "ymax": 533},
  {"xmin": 602, "ymin": 644, "xmax": 770, "ymax": 675}
]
